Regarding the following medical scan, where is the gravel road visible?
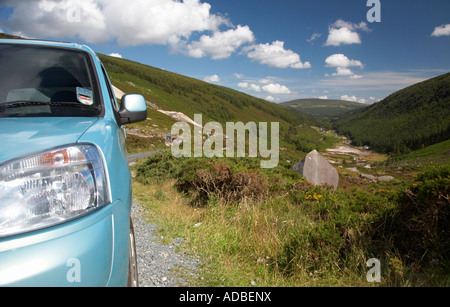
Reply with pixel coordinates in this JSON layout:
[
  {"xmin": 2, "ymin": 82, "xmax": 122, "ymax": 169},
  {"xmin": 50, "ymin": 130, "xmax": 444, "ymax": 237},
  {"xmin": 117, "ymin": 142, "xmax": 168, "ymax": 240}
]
[
  {"xmin": 127, "ymin": 150, "xmax": 166, "ymax": 163},
  {"xmin": 131, "ymin": 201, "xmax": 202, "ymax": 287}
]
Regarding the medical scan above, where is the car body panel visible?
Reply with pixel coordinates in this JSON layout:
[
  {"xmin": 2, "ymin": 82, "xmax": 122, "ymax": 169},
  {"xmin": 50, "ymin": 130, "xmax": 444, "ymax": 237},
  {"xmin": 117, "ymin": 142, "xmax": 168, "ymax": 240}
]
[
  {"xmin": 0, "ymin": 39, "xmax": 143, "ymax": 286},
  {"xmin": 0, "ymin": 117, "xmax": 98, "ymax": 163},
  {"xmin": 0, "ymin": 205, "xmax": 114, "ymax": 286}
]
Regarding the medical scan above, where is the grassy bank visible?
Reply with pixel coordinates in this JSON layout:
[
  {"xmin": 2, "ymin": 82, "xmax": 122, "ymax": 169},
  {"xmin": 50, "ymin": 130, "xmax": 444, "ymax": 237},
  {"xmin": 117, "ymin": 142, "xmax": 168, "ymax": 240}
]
[{"xmin": 132, "ymin": 152, "xmax": 450, "ymax": 287}]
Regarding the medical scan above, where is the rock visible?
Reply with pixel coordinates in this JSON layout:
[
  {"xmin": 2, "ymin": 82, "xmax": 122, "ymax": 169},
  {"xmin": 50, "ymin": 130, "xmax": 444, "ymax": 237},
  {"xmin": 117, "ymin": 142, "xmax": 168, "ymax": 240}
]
[
  {"xmin": 292, "ymin": 150, "xmax": 339, "ymax": 190},
  {"xmin": 378, "ymin": 175, "xmax": 395, "ymax": 182},
  {"xmin": 346, "ymin": 167, "xmax": 359, "ymax": 173},
  {"xmin": 360, "ymin": 173, "xmax": 377, "ymax": 182}
]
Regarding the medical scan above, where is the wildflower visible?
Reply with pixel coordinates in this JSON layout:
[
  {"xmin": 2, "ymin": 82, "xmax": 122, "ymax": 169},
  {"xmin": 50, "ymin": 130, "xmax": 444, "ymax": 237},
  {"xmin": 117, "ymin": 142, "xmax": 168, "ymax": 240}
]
[{"xmin": 389, "ymin": 257, "xmax": 405, "ymax": 276}]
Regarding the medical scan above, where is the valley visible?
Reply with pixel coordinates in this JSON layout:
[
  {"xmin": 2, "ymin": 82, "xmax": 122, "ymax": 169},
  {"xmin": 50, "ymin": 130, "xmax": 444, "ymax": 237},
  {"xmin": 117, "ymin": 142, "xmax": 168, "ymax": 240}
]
[{"xmin": 102, "ymin": 52, "xmax": 449, "ymax": 287}]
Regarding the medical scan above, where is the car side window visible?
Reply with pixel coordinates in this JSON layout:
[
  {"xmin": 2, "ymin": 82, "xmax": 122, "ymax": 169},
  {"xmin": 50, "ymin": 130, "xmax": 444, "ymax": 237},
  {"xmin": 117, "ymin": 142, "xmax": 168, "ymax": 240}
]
[{"xmin": 101, "ymin": 64, "xmax": 119, "ymax": 113}]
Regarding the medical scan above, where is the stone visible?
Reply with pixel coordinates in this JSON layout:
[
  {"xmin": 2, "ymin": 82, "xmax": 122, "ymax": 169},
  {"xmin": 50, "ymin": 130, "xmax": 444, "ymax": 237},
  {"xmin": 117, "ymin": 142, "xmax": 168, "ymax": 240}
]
[
  {"xmin": 292, "ymin": 150, "xmax": 339, "ymax": 190},
  {"xmin": 360, "ymin": 173, "xmax": 377, "ymax": 182},
  {"xmin": 346, "ymin": 167, "xmax": 359, "ymax": 173},
  {"xmin": 378, "ymin": 175, "xmax": 395, "ymax": 182}
]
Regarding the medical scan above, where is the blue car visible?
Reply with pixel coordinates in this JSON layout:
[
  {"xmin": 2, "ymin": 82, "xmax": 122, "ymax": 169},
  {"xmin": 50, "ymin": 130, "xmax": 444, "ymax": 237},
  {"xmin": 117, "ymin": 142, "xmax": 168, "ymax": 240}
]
[{"xmin": 0, "ymin": 39, "xmax": 147, "ymax": 286}]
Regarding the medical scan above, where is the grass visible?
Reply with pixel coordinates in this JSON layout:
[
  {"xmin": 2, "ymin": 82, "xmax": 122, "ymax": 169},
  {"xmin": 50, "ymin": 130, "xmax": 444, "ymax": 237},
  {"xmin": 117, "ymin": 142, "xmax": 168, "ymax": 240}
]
[
  {"xmin": 131, "ymin": 152, "xmax": 450, "ymax": 287},
  {"xmin": 395, "ymin": 139, "xmax": 450, "ymax": 165},
  {"xmin": 102, "ymin": 45, "xmax": 450, "ymax": 287},
  {"xmin": 132, "ymin": 180, "xmax": 369, "ymax": 286}
]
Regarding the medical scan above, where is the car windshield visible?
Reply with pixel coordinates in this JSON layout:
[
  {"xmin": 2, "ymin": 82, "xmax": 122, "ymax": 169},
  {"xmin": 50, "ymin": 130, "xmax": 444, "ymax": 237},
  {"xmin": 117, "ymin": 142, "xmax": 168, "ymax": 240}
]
[{"xmin": 0, "ymin": 43, "xmax": 101, "ymax": 118}]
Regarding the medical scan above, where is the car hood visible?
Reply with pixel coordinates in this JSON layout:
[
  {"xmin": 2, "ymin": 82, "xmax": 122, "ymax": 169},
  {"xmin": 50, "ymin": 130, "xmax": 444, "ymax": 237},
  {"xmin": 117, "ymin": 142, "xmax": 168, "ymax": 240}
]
[{"xmin": 0, "ymin": 117, "xmax": 98, "ymax": 164}]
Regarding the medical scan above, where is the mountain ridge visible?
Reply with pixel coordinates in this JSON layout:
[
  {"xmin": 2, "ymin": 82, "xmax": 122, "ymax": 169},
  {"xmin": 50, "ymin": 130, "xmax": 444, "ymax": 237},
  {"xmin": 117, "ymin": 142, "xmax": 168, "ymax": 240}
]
[
  {"xmin": 98, "ymin": 53, "xmax": 330, "ymax": 130},
  {"xmin": 281, "ymin": 98, "xmax": 367, "ymax": 119},
  {"xmin": 335, "ymin": 72, "xmax": 450, "ymax": 154}
]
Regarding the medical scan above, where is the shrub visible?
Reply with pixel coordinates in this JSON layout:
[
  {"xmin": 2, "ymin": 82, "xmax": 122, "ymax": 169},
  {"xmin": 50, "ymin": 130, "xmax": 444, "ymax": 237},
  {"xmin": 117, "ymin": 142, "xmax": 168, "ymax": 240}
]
[
  {"xmin": 137, "ymin": 154, "xmax": 273, "ymax": 206},
  {"xmin": 372, "ymin": 164, "xmax": 450, "ymax": 267},
  {"xmin": 176, "ymin": 161, "xmax": 268, "ymax": 206},
  {"xmin": 275, "ymin": 187, "xmax": 380, "ymax": 278},
  {"xmin": 136, "ymin": 151, "xmax": 185, "ymax": 184}
]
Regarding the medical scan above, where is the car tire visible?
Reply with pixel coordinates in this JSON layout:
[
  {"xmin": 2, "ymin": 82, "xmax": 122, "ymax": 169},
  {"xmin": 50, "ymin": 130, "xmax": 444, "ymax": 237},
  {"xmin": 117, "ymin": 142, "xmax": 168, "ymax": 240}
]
[{"xmin": 127, "ymin": 218, "xmax": 139, "ymax": 287}]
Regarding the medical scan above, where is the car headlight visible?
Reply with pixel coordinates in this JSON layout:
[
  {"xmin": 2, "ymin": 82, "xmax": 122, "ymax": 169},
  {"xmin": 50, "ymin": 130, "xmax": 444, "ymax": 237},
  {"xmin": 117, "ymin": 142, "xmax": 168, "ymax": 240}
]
[{"xmin": 0, "ymin": 144, "xmax": 110, "ymax": 238}]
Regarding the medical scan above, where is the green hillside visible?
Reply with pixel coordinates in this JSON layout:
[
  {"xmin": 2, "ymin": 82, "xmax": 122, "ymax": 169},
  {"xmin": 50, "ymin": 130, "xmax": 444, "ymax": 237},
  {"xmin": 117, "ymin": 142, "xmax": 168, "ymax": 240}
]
[
  {"xmin": 0, "ymin": 33, "xmax": 23, "ymax": 39},
  {"xmin": 98, "ymin": 53, "xmax": 338, "ymax": 156},
  {"xmin": 281, "ymin": 98, "xmax": 366, "ymax": 119},
  {"xmin": 98, "ymin": 54, "xmax": 326, "ymax": 130},
  {"xmin": 335, "ymin": 73, "xmax": 450, "ymax": 154}
]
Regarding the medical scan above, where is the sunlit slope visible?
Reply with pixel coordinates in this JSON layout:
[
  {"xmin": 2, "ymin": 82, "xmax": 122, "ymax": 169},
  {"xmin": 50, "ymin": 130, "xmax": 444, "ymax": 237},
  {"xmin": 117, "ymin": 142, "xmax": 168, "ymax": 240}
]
[
  {"xmin": 98, "ymin": 54, "xmax": 327, "ymax": 131},
  {"xmin": 335, "ymin": 73, "xmax": 450, "ymax": 154}
]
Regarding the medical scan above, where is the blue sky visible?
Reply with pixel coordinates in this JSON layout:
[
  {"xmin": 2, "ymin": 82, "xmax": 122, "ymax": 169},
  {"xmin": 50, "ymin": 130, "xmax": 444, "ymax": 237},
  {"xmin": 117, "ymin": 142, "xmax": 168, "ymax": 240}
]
[{"xmin": 1, "ymin": 0, "xmax": 449, "ymax": 104}]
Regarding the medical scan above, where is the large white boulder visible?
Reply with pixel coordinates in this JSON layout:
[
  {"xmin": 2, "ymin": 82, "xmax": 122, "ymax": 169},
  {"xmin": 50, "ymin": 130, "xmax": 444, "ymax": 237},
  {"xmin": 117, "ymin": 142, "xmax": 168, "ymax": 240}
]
[{"xmin": 292, "ymin": 150, "xmax": 339, "ymax": 190}]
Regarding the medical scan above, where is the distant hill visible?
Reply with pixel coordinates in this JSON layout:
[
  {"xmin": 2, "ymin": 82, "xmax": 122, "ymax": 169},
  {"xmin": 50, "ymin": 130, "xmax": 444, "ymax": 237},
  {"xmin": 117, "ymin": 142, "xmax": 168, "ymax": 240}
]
[
  {"xmin": 281, "ymin": 98, "xmax": 366, "ymax": 119},
  {"xmin": 0, "ymin": 33, "xmax": 23, "ymax": 39},
  {"xmin": 335, "ymin": 72, "xmax": 450, "ymax": 154}
]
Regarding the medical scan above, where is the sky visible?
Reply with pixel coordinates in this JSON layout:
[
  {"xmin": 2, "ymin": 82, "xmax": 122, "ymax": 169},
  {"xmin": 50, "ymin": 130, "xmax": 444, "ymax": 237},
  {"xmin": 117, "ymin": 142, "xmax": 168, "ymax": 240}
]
[{"xmin": 0, "ymin": 0, "xmax": 449, "ymax": 104}]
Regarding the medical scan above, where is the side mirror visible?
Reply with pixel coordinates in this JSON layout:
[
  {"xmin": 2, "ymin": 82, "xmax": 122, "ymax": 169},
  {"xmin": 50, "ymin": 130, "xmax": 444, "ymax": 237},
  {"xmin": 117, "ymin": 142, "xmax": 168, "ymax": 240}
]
[{"xmin": 118, "ymin": 94, "xmax": 147, "ymax": 125}]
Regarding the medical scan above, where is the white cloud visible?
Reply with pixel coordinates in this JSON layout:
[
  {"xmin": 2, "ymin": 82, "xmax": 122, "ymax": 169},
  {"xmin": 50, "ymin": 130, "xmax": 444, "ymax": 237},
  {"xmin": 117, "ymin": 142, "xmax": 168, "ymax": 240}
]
[
  {"xmin": 432, "ymin": 24, "xmax": 450, "ymax": 37},
  {"xmin": 325, "ymin": 54, "xmax": 363, "ymax": 68},
  {"xmin": 237, "ymin": 82, "xmax": 249, "ymax": 89},
  {"xmin": 331, "ymin": 68, "xmax": 363, "ymax": 79},
  {"xmin": 237, "ymin": 79, "xmax": 293, "ymax": 96},
  {"xmin": 259, "ymin": 78, "xmax": 271, "ymax": 84},
  {"xmin": 185, "ymin": 25, "xmax": 254, "ymax": 59},
  {"xmin": 349, "ymin": 74, "xmax": 363, "ymax": 79},
  {"xmin": 332, "ymin": 67, "xmax": 355, "ymax": 77},
  {"xmin": 325, "ymin": 27, "xmax": 361, "ymax": 46},
  {"xmin": 325, "ymin": 54, "xmax": 364, "ymax": 79},
  {"xmin": 341, "ymin": 94, "xmax": 367, "ymax": 104},
  {"xmin": 319, "ymin": 71, "xmax": 428, "ymax": 92},
  {"xmin": 204, "ymin": 74, "xmax": 221, "ymax": 83},
  {"xmin": 262, "ymin": 83, "xmax": 292, "ymax": 95},
  {"xmin": 325, "ymin": 19, "xmax": 369, "ymax": 47},
  {"xmin": 237, "ymin": 82, "xmax": 260, "ymax": 92},
  {"xmin": 307, "ymin": 33, "xmax": 321, "ymax": 43},
  {"xmin": 233, "ymin": 73, "xmax": 245, "ymax": 79},
  {"xmin": 333, "ymin": 19, "xmax": 370, "ymax": 32},
  {"xmin": 107, "ymin": 52, "xmax": 123, "ymax": 58},
  {"xmin": 317, "ymin": 96, "xmax": 328, "ymax": 100},
  {"xmin": 249, "ymin": 84, "xmax": 261, "ymax": 92},
  {"xmin": 2, "ymin": 0, "xmax": 107, "ymax": 43},
  {"xmin": 265, "ymin": 96, "xmax": 280, "ymax": 102},
  {"xmin": 1, "ymin": 0, "xmax": 230, "ymax": 46},
  {"xmin": 245, "ymin": 41, "xmax": 311, "ymax": 69}
]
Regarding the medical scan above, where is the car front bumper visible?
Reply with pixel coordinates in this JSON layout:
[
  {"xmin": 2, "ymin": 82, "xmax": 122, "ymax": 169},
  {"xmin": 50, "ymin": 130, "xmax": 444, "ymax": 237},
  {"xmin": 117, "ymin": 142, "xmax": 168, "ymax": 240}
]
[{"xmin": 0, "ymin": 200, "xmax": 129, "ymax": 287}]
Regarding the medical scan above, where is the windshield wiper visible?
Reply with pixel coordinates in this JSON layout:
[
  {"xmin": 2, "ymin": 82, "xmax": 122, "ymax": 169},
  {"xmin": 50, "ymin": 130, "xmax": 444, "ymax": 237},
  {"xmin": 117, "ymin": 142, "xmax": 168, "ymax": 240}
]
[{"xmin": 0, "ymin": 100, "xmax": 96, "ymax": 110}]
